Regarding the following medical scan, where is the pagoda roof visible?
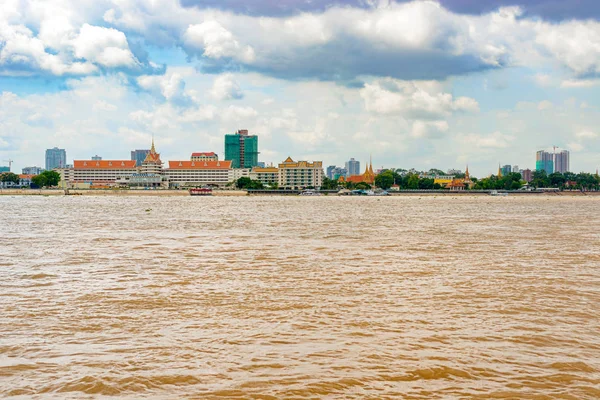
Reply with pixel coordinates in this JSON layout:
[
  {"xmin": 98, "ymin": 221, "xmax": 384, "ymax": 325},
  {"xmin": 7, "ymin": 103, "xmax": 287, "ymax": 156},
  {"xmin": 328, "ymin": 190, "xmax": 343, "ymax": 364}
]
[{"xmin": 74, "ymin": 160, "xmax": 137, "ymax": 169}]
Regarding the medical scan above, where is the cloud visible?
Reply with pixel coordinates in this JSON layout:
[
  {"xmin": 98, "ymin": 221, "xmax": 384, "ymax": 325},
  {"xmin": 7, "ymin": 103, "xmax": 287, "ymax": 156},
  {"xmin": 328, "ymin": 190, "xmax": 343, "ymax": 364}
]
[
  {"xmin": 567, "ymin": 142, "xmax": 584, "ymax": 152},
  {"xmin": 360, "ymin": 79, "xmax": 479, "ymax": 119},
  {"xmin": 210, "ymin": 73, "xmax": 244, "ymax": 100},
  {"xmin": 137, "ymin": 71, "xmax": 190, "ymax": 101},
  {"xmin": 72, "ymin": 24, "xmax": 138, "ymax": 68},
  {"xmin": 575, "ymin": 130, "xmax": 598, "ymax": 140},
  {"xmin": 560, "ymin": 79, "xmax": 600, "ymax": 88},
  {"xmin": 411, "ymin": 120, "xmax": 449, "ymax": 138},
  {"xmin": 537, "ymin": 100, "xmax": 553, "ymax": 110},
  {"xmin": 184, "ymin": 21, "xmax": 255, "ymax": 62},
  {"xmin": 458, "ymin": 131, "xmax": 515, "ymax": 149}
]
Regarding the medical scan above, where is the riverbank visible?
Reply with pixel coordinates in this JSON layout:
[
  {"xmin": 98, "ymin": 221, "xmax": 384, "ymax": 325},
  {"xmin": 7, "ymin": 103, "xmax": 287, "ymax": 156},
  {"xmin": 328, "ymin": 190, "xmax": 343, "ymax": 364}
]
[{"xmin": 1, "ymin": 188, "xmax": 598, "ymax": 196}]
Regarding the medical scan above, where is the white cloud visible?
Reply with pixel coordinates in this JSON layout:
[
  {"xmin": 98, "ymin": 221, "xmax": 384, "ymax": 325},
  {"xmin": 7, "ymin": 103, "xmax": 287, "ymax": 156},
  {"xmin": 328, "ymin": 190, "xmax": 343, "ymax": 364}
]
[
  {"xmin": 360, "ymin": 79, "xmax": 479, "ymax": 119},
  {"xmin": 567, "ymin": 142, "xmax": 584, "ymax": 152},
  {"xmin": 575, "ymin": 130, "xmax": 598, "ymax": 139},
  {"xmin": 560, "ymin": 79, "xmax": 600, "ymax": 88},
  {"xmin": 137, "ymin": 71, "xmax": 188, "ymax": 101},
  {"xmin": 210, "ymin": 73, "xmax": 244, "ymax": 100},
  {"xmin": 221, "ymin": 105, "xmax": 258, "ymax": 120},
  {"xmin": 537, "ymin": 100, "xmax": 553, "ymax": 110},
  {"xmin": 458, "ymin": 132, "xmax": 515, "ymax": 149},
  {"xmin": 411, "ymin": 120, "xmax": 449, "ymax": 138},
  {"xmin": 184, "ymin": 21, "xmax": 255, "ymax": 63}
]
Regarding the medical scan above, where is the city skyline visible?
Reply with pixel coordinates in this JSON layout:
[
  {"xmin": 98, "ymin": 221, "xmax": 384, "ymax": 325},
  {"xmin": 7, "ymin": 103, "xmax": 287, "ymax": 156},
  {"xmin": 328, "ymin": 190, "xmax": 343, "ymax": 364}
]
[{"xmin": 2, "ymin": 0, "xmax": 600, "ymax": 176}]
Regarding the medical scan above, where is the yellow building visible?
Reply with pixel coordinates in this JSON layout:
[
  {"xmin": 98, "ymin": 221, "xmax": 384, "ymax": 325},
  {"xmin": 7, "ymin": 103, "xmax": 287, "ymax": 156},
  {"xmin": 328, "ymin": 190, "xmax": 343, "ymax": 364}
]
[
  {"xmin": 250, "ymin": 166, "xmax": 279, "ymax": 186},
  {"xmin": 278, "ymin": 157, "xmax": 324, "ymax": 189}
]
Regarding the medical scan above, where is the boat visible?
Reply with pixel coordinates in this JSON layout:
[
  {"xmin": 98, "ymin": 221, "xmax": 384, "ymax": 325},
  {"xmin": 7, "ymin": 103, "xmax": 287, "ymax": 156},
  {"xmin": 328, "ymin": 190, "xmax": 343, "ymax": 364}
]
[
  {"xmin": 189, "ymin": 188, "xmax": 213, "ymax": 196},
  {"xmin": 489, "ymin": 190, "xmax": 508, "ymax": 196},
  {"xmin": 299, "ymin": 189, "xmax": 322, "ymax": 196}
]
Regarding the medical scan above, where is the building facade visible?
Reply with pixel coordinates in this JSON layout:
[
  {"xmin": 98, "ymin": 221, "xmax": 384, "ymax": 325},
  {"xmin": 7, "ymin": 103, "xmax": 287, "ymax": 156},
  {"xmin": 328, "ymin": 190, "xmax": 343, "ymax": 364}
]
[
  {"xmin": 501, "ymin": 164, "xmax": 512, "ymax": 177},
  {"xmin": 72, "ymin": 160, "xmax": 138, "ymax": 184},
  {"xmin": 0, "ymin": 166, "xmax": 9, "ymax": 173},
  {"xmin": 45, "ymin": 147, "xmax": 67, "ymax": 170},
  {"xmin": 521, "ymin": 168, "xmax": 533, "ymax": 182},
  {"xmin": 91, "ymin": 155, "xmax": 102, "ymax": 161},
  {"xmin": 228, "ymin": 168, "xmax": 251, "ymax": 182},
  {"xmin": 131, "ymin": 149, "xmax": 150, "ymax": 167},
  {"xmin": 250, "ymin": 166, "xmax": 279, "ymax": 186},
  {"xmin": 536, "ymin": 150, "xmax": 554, "ymax": 175},
  {"xmin": 224, "ymin": 129, "xmax": 259, "ymax": 169},
  {"xmin": 278, "ymin": 157, "xmax": 324, "ymax": 189},
  {"xmin": 326, "ymin": 165, "xmax": 336, "ymax": 180},
  {"xmin": 345, "ymin": 158, "xmax": 360, "ymax": 176},
  {"xmin": 165, "ymin": 160, "xmax": 232, "ymax": 187},
  {"xmin": 22, "ymin": 166, "xmax": 44, "ymax": 175},
  {"xmin": 191, "ymin": 152, "xmax": 218, "ymax": 162},
  {"xmin": 554, "ymin": 150, "xmax": 570, "ymax": 173}
]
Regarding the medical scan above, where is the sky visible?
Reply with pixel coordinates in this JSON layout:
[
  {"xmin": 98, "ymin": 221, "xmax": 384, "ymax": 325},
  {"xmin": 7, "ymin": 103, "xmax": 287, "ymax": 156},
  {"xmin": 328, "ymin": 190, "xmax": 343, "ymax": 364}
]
[{"xmin": 1, "ymin": 0, "xmax": 600, "ymax": 177}]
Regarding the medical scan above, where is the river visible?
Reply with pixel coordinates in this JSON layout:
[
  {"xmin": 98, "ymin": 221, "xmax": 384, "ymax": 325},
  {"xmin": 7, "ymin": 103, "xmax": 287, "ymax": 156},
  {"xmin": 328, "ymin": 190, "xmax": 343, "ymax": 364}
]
[{"xmin": 1, "ymin": 196, "xmax": 599, "ymax": 398}]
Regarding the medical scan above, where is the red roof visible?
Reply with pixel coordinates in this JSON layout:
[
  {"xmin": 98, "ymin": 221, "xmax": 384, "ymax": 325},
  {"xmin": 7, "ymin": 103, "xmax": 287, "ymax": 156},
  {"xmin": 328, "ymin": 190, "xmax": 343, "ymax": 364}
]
[
  {"xmin": 19, "ymin": 174, "xmax": 35, "ymax": 179},
  {"xmin": 191, "ymin": 152, "xmax": 216, "ymax": 157},
  {"xmin": 74, "ymin": 160, "xmax": 137, "ymax": 169},
  {"xmin": 168, "ymin": 160, "xmax": 231, "ymax": 170}
]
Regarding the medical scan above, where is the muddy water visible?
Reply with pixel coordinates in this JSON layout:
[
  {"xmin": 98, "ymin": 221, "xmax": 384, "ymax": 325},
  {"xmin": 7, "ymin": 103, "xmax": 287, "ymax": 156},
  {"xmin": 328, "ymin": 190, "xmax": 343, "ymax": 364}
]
[{"xmin": 1, "ymin": 196, "xmax": 599, "ymax": 399}]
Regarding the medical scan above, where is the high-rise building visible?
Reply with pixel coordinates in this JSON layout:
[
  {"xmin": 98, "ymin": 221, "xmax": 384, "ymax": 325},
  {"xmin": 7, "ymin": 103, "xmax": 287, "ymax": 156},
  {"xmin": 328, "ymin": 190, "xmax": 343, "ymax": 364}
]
[
  {"xmin": 0, "ymin": 166, "xmax": 9, "ymax": 173},
  {"xmin": 278, "ymin": 157, "xmax": 324, "ymax": 189},
  {"xmin": 520, "ymin": 169, "xmax": 533, "ymax": 182},
  {"xmin": 22, "ymin": 166, "xmax": 44, "ymax": 175},
  {"xmin": 131, "ymin": 149, "xmax": 150, "ymax": 167},
  {"xmin": 45, "ymin": 147, "xmax": 67, "ymax": 170},
  {"xmin": 501, "ymin": 164, "xmax": 512, "ymax": 177},
  {"xmin": 536, "ymin": 150, "xmax": 553, "ymax": 175},
  {"xmin": 512, "ymin": 165, "xmax": 519, "ymax": 173},
  {"xmin": 92, "ymin": 155, "xmax": 102, "ymax": 161},
  {"xmin": 345, "ymin": 158, "xmax": 360, "ymax": 177},
  {"xmin": 224, "ymin": 129, "xmax": 259, "ymax": 169},
  {"xmin": 326, "ymin": 165, "xmax": 336, "ymax": 179},
  {"xmin": 554, "ymin": 150, "xmax": 570, "ymax": 173}
]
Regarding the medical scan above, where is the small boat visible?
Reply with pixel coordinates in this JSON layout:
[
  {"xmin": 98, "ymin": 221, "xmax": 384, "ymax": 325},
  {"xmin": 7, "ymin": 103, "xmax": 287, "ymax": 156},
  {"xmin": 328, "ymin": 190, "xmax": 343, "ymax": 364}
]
[
  {"xmin": 489, "ymin": 190, "xmax": 508, "ymax": 196},
  {"xmin": 189, "ymin": 188, "xmax": 213, "ymax": 196},
  {"xmin": 299, "ymin": 189, "xmax": 321, "ymax": 196}
]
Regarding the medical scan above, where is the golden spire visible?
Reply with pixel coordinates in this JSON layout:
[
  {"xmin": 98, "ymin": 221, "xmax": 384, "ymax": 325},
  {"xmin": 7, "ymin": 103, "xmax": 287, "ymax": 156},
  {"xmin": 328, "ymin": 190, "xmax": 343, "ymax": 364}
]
[
  {"xmin": 465, "ymin": 165, "xmax": 470, "ymax": 180},
  {"xmin": 368, "ymin": 154, "xmax": 374, "ymax": 175},
  {"xmin": 497, "ymin": 164, "xmax": 502, "ymax": 178},
  {"xmin": 150, "ymin": 135, "xmax": 156, "ymax": 154}
]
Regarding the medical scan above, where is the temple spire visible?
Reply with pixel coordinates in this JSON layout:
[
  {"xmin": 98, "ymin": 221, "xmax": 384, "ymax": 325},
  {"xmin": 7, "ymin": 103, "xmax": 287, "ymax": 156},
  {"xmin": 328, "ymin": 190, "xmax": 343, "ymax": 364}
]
[
  {"xmin": 497, "ymin": 164, "xmax": 502, "ymax": 178},
  {"xmin": 151, "ymin": 135, "xmax": 156, "ymax": 153}
]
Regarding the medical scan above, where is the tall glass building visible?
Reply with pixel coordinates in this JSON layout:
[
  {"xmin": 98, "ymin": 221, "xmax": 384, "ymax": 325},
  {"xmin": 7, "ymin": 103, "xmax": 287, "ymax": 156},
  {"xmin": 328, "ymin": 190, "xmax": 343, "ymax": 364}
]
[
  {"xmin": 131, "ymin": 149, "xmax": 150, "ymax": 167},
  {"xmin": 45, "ymin": 147, "xmax": 67, "ymax": 170},
  {"xmin": 224, "ymin": 130, "xmax": 259, "ymax": 169},
  {"xmin": 345, "ymin": 158, "xmax": 360, "ymax": 176},
  {"xmin": 554, "ymin": 150, "xmax": 570, "ymax": 173},
  {"xmin": 535, "ymin": 150, "xmax": 553, "ymax": 175}
]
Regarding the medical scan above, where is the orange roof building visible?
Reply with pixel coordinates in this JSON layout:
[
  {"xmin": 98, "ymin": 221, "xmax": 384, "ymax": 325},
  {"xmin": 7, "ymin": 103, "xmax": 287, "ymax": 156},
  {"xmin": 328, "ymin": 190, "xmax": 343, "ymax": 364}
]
[
  {"xmin": 191, "ymin": 152, "xmax": 218, "ymax": 161},
  {"xmin": 346, "ymin": 156, "xmax": 376, "ymax": 185},
  {"xmin": 141, "ymin": 138, "xmax": 163, "ymax": 174},
  {"xmin": 73, "ymin": 160, "xmax": 138, "ymax": 184},
  {"xmin": 164, "ymin": 160, "xmax": 233, "ymax": 187}
]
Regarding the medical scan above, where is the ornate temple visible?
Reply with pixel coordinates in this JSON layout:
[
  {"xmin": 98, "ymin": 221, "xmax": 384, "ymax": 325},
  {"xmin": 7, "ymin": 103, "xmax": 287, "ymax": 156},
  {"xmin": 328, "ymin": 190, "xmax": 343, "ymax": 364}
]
[
  {"xmin": 342, "ymin": 157, "xmax": 376, "ymax": 185},
  {"xmin": 141, "ymin": 138, "xmax": 163, "ymax": 175}
]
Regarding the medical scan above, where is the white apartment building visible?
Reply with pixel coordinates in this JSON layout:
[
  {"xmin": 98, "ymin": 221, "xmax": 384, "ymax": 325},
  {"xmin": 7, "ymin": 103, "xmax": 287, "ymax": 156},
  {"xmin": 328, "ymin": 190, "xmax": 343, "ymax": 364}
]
[
  {"xmin": 164, "ymin": 160, "xmax": 232, "ymax": 187},
  {"xmin": 228, "ymin": 168, "xmax": 251, "ymax": 182},
  {"xmin": 72, "ymin": 160, "xmax": 138, "ymax": 184}
]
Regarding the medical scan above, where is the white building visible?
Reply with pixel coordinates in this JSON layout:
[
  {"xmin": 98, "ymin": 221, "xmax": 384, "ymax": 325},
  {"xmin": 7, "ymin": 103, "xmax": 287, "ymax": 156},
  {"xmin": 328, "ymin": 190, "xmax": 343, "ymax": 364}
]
[
  {"xmin": 277, "ymin": 157, "xmax": 324, "ymax": 189},
  {"xmin": 228, "ymin": 168, "xmax": 251, "ymax": 183},
  {"xmin": 164, "ymin": 160, "xmax": 232, "ymax": 187},
  {"xmin": 72, "ymin": 160, "xmax": 138, "ymax": 185},
  {"xmin": 250, "ymin": 166, "xmax": 279, "ymax": 186}
]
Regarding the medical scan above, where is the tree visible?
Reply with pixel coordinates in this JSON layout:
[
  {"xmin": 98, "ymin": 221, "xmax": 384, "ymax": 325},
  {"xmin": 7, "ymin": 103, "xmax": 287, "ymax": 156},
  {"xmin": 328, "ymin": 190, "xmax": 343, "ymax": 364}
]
[
  {"xmin": 549, "ymin": 172, "xmax": 566, "ymax": 188},
  {"xmin": 1, "ymin": 172, "xmax": 19, "ymax": 184},
  {"xmin": 531, "ymin": 170, "xmax": 550, "ymax": 189},
  {"xmin": 355, "ymin": 182, "xmax": 371, "ymax": 190},
  {"xmin": 321, "ymin": 177, "xmax": 339, "ymax": 190},
  {"xmin": 406, "ymin": 174, "xmax": 419, "ymax": 189},
  {"xmin": 235, "ymin": 177, "xmax": 263, "ymax": 189},
  {"xmin": 418, "ymin": 178, "xmax": 434, "ymax": 189},
  {"xmin": 374, "ymin": 170, "xmax": 394, "ymax": 189},
  {"xmin": 30, "ymin": 170, "xmax": 61, "ymax": 188}
]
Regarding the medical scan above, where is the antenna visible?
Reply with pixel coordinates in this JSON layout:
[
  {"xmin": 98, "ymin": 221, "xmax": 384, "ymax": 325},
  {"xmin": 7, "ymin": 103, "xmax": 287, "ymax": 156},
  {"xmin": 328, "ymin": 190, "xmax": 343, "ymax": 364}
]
[{"xmin": 2, "ymin": 159, "xmax": 13, "ymax": 172}]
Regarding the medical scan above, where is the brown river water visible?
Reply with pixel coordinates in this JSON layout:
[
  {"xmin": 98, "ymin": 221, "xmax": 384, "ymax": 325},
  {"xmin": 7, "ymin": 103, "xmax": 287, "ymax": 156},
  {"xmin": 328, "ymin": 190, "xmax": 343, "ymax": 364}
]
[{"xmin": 1, "ymin": 195, "xmax": 599, "ymax": 399}]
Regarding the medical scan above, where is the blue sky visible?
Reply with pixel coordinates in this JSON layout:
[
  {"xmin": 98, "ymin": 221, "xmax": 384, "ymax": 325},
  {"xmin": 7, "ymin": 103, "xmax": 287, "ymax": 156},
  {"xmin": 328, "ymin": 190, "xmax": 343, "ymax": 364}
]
[{"xmin": 1, "ymin": 0, "xmax": 600, "ymax": 176}]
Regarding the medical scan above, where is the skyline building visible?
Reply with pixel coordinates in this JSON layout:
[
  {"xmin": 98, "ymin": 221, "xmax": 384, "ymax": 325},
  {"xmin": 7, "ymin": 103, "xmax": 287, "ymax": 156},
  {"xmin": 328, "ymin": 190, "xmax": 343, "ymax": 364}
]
[
  {"xmin": 0, "ymin": 166, "xmax": 9, "ymax": 173},
  {"xmin": 521, "ymin": 168, "xmax": 533, "ymax": 182},
  {"xmin": 45, "ymin": 147, "xmax": 67, "ymax": 170},
  {"xmin": 326, "ymin": 165, "xmax": 336, "ymax": 180},
  {"xmin": 92, "ymin": 155, "xmax": 102, "ymax": 160},
  {"xmin": 554, "ymin": 150, "xmax": 570, "ymax": 173},
  {"xmin": 501, "ymin": 164, "xmax": 512, "ymax": 177},
  {"xmin": 131, "ymin": 149, "xmax": 150, "ymax": 167},
  {"xmin": 22, "ymin": 166, "xmax": 44, "ymax": 175},
  {"xmin": 224, "ymin": 129, "xmax": 259, "ymax": 169},
  {"xmin": 536, "ymin": 150, "xmax": 554, "ymax": 175},
  {"xmin": 345, "ymin": 158, "xmax": 360, "ymax": 177}
]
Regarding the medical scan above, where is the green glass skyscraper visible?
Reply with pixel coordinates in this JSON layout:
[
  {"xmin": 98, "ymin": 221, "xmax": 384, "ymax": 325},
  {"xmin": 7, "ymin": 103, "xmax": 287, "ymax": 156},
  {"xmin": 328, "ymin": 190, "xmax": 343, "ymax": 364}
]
[{"xmin": 224, "ymin": 130, "xmax": 259, "ymax": 168}]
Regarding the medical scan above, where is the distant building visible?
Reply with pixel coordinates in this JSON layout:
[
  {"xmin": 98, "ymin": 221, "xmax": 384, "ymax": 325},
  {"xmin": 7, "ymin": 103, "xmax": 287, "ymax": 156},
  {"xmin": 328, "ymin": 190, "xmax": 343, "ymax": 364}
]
[
  {"xmin": 278, "ymin": 157, "xmax": 324, "ymax": 189},
  {"xmin": 536, "ymin": 150, "xmax": 553, "ymax": 175},
  {"xmin": 326, "ymin": 165, "xmax": 336, "ymax": 179},
  {"xmin": 191, "ymin": 152, "xmax": 218, "ymax": 162},
  {"xmin": 332, "ymin": 167, "xmax": 347, "ymax": 180},
  {"xmin": 521, "ymin": 168, "xmax": 533, "ymax": 182},
  {"xmin": 345, "ymin": 158, "xmax": 360, "ymax": 176},
  {"xmin": 45, "ymin": 147, "xmax": 67, "ymax": 170},
  {"xmin": 224, "ymin": 129, "xmax": 259, "ymax": 169},
  {"xmin": 229, "ymin": 168, "xmax": 251, "ymax": 182},
  {"xmin": 554, "ymin": 150, "xmax": 570, "ymax": 173},
  {"xmin": 346, "ymin": 158, "xmax": 376, "ymax": 185},
  {"xmin": 512, "ymin": 165, "xmax": 519, "ymax": 173},
  {"xmin": 501, "ymin": 164, "xmax": 512, "ymax": 177},
  {"xmin": 91, "ymin": 155, "xmax": 102, "ymax": 161},
  {"xmin": 72, "ymin": 160, "xmax": 138, "ymax": 185},
  {"xmin": 165, "ymin": 160, "xmax": 232, "ymax": 187},
  {"xmin": 257, "ymin": 162, "xmax": 266, "ymax": 168},
  {"xmin": 250, "ymin": 166, "xmax": 279, "ymax": 186},
  {"xmin": 131, "ymin": 149, "xmax": 150, "ymax": 167},
  {"xmin": 447, "ymin": 168, "xmax": 463, "ymax": 175},
  {"xmin": 0, "ymin": 166, "xmax": 10, "ymax": 173},
  {"xmin": 22, "ymin": 166, "xmax": 44, "ymax": 175}
]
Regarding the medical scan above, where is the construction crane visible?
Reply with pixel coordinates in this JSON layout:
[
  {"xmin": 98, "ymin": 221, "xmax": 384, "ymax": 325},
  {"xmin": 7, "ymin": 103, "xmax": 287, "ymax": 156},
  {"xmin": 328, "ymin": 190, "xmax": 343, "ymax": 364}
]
[{"xmin": 2, "ymin": 159, "xmax": 13, "ymax": 172}]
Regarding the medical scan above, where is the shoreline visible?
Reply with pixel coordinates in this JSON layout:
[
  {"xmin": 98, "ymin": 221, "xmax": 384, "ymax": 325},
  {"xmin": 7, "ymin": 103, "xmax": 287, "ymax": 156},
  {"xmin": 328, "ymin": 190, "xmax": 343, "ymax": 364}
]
[{"xmin": 1, "ymin": 189, "xmax": 599, "ymax": 197}]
